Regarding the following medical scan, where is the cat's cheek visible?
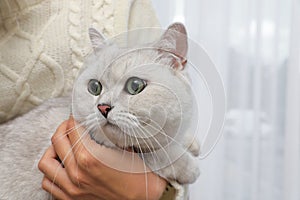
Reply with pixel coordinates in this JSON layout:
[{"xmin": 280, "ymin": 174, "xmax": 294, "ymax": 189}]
[
  {"xmin": 72, "ymin": 95, "xmax": 96, "ymax": 122},
  {"xmin": 149, "ymin": 106, "xmax": 168, "ymax": 126}
]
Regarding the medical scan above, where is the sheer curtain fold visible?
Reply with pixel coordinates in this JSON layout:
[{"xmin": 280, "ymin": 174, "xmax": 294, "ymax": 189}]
[
  {"xmin": 151, "ymin": 0, "xmax": 300, "ymax": 199},
  {"xmin": 284, "ymin": 0, "xmax": 300, "ymax": 200}
]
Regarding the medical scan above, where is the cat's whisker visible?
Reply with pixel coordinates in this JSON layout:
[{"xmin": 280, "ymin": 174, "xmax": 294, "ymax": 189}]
[
  {"xmin": 113, "ymin": 118, "xmax": 128, "ymax": 148},
  {"xmin": 154, "ymin": 129, "xmax": 184, "ymax": 149},
  {"xmin": 121, "ymin": 125, "xmax": 127, "ymax": 149},
  {"xmin": 83, "ymin": 118, "xmax": 99, "ymax": 132},
  {"xmin": 136, "ymin": 118, "xmax": 165, "ymax": 138},
  {"xmin": 114, "ymin": 114, "xmax": 169, "ymax": 173},
  {"xmin": 110, "ymin": 118, "xmax": 133, "ymax": 160},
  {"xmin": 139, "ymin": 132, "xmax": 177, "ymax": 183},
  {"xmin": 115, "ymin": 115, "xmax": 154, "ymax": 155},
  {"xmin": 135, "ymin": 114, "xmax": 165, "ymax": 135},
  {"xmin": 83, "ymin": 113, "xmax": 105, "ymax": 137},
  {"xmin": 71, "ymin": 129, "xmax": 92, "ymax": 184},
  {"xmin": 48, "ymin": 122, "xmax": 89, "ymax": 196},
  {"xmin": 137, "ymin": 120, "xmax": 180, "ymax": 164},
  {"xmin": 123, "ymin": 126, "xmax": 137, "ymax": 174},
  {"xmin": 138, "ymin": 118, "xmax": 183, "ymax": 148},
  {"xmin": 127, "ymin": 119, "xmax": 156, "ymax": 150},
  {"xmin": 50, "ymin": 121, "xmax": 87, "ymax": 146},
  {"xmin": 114, "ymin": 112, "xmax": 139, "ymax": 127},
  {"xmin": 130, "ymin": 128, "xmax": 149, "ymax": 200},
  {"xmin": 133, "ymin": 125, "xmax": 160, "ymax": 172},
  {"xmin": 134, "ymin": 126, "xmax": 157, "ymax": 154},
  {"xmin": 52, "ymin": 127, "xmax": 91, "ymax": 186},
  {"xmin": 126, "ymin": 126, "xmax": 138, "ymax": 174},
  {"xmin": 70, "ymin": 112, "xmax": 98, "ymax": 121},
  {"xmin": 137, "ymin": 125, "xmax": 177, "ymax": 181},
  {"xmin": 2, "ymin": 22, "xmax": 200, "ymax": 198}
]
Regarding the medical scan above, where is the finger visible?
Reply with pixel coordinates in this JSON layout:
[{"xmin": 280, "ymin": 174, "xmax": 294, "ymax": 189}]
[
  {"xmin": 38, "ymin": 145, "xmax": 76, "ymax": 193},
  {"xmin": 66, "ymin": 116, "xmax": 89, "ymax": 152},
  {"xmin": 66, "ymin": 116, "xmax": 97, "ymax": 161},
  {"xmin": 67, "ymin": 117, "xmax": 150, "ymax": 173},
  {"xmin": 51, "ymin": 120, "xmax": 76, "ymax": 169},
  {"xmin": 66, "ymin": 117, "xmax": 107, "ymax": 174},
  {"xmin": 41, "ymin": 176, "xmax": 72, "ymax": 200},
  {"xmin": 38, "ymin": 145, "xmax": 60, "ymax": 175}
]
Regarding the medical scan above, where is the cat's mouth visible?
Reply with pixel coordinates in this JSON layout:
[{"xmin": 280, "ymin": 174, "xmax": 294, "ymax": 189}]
[
  {"xmin": 123, "ymin": 146, "xmax": 141, "ymax": 153},
  {"xmin": 122, "ymin": 145, "xmax": 156, "ymax": 154},
  {"xmin": 93, "ymin": 114, "xmax": 162, "ymax": 154}
]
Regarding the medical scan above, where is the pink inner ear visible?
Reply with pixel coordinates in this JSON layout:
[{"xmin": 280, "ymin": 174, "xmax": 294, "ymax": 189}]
[
  {"xmin": 164, "ymin": 23, "xmax": 188, "ymax": 56},
  {"xmin": 155, "ymin": 23, "xmax": 188, "ymax": 70},
  {"xmin": 170, "ymin": 53, "xmax": 187, "ymax": 70}
]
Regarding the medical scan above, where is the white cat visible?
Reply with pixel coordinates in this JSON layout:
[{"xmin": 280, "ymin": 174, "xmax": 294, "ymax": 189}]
[{"xmin": 0, "ymin": 23, "xmax": 200, "ymax": 199}]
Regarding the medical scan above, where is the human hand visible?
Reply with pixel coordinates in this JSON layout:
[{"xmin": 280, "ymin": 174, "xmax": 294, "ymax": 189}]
[{"xmin": 38, "ymin": 116, "xmax": 167, "ymax": 200}]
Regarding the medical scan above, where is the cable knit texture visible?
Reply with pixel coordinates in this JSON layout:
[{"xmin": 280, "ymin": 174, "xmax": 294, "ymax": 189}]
[
  {"xmin": 0, "ymin": 0, "xmax": 160, "ymax": 123},
  {"xmin": 0, "ymin": 1, "xmax": 187, "ymax": 200}
]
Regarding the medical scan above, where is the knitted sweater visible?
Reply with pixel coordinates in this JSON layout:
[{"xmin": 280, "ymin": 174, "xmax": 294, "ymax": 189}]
[
  {"xmin": 0, "ymin": 0, "xmax": 188, "ymax": 199},
  {"xmin": 0, "ymin": 0, "xmax": 160, "ymax": 122}
]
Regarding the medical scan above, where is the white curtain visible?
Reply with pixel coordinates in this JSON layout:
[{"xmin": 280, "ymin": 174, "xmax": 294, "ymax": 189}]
[{"xmin": 151, "ymin": 0, "xmax": 300, "ymax": 199}]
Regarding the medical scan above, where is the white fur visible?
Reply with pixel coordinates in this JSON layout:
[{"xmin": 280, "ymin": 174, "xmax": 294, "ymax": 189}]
[
  {"xmin": 0, "ymin": 98, "xmax": 69, "ymax": 199},
  {"xmin": 0, "ymin": 23, "xmax": 200, "ymax": 199}
]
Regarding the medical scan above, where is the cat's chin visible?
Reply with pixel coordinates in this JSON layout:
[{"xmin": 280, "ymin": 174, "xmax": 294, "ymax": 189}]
[
  {"xmin": 96, "ymin": 122, "xmax": 130, "ymax": 147},
  {"xmin": 95, "ymin": 123, "xmax": 156, "ymax": 153}
]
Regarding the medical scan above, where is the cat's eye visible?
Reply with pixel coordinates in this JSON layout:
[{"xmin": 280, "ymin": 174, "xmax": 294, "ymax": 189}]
[
  {"xmin": 125, "ymin": 77, "xmax": 147, "ymax": 95},
  {"xmin": 88, "ymin": 79, "xmax": 102, "ymax": 96}
]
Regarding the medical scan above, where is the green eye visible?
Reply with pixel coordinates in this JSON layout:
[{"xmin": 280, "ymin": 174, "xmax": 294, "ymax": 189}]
[
  {"xmin": 125, "ymin": 77, "xmax": 147, "ymax": 95},
  {"xmin": 88, "ymin": 79, "xmax": 102, "ymax": 96}
]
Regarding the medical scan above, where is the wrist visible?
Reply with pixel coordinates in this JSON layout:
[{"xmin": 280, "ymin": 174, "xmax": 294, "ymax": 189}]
[{"xmin": 128, "ymin": 175, "xmax": 167, "ymax": 200}]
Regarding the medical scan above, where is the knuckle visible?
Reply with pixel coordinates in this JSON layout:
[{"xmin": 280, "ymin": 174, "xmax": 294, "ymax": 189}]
[
  {"xmin": 51, "ymin": 121, "xmax": 68, "ymax": 144},
  {"xmin": 51, "ymin": 135, "xmax": 58, "ymax": 144},
  {"xmin": 68, "ymin": 169, "xmax": 79, "ymax": 184},
  {"xmin": 76, "ymin": 173, "xmax": 85, "ymax": 185},
  {"xmin": 69, "ymin": 169, "xmax": 86, "ymax": 186},
  {"xmin": 76, "ymin": 151, "xmax": 88, "ymax": 167},
  {"xmin": 66, "ymin": 183, "xmax": 88, "ymax": 198},
  {"xmin": 77, "ymin": 151, "xmax": 96, "ymax": 169},
  {"xmin": 38, "ymin": 159, "xmax": 46, "ymax": 172},
  {"xmin": 67, "ymin": 186, "xmax": 83, "ymax": 197}
]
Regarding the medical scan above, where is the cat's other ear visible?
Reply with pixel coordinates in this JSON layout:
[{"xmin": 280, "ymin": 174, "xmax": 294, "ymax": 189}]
[
  {"xmin": 89, "ymin": 28, "xmax": 107, "ymax": 50},
  {"xmin": 156, "ymin": 23, "xmax": 188, "ymax": 70}
]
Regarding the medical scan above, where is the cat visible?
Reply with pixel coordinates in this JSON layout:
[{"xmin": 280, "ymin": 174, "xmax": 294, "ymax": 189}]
[{"xmin": 0, "ymin": 23, "xmax": 200, "ymax": 199}]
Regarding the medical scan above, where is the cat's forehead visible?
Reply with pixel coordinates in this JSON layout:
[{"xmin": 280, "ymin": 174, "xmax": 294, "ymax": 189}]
[{"xmin": 102, "ymin": 48, "xmax": 159, "ymax": 82}]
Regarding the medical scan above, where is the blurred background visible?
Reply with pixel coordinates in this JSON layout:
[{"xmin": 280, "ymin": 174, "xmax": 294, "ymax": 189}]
[{"xmin": 151, "ymin": 0, "xmax": 300, "ymax": 200}]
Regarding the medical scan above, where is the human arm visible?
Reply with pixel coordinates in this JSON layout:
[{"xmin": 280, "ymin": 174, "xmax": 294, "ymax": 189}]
[{"xmin": 38, "ymin": 117, "xmax": 167, "ymax": 200}]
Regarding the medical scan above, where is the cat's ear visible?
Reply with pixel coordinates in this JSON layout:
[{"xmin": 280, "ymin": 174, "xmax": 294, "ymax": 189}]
[
  {"xmin": 156, "ymin": 23, "xmax": 188, "ymax": 70},
  {"xmin": 89, "ymin": 28, "xmax": 107, "ymax": 50}
]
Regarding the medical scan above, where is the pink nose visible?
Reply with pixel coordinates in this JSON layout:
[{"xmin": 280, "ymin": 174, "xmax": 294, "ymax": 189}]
[{"xmin": 97, "ymin": 104, "xmax": 112, "ymax": 118}]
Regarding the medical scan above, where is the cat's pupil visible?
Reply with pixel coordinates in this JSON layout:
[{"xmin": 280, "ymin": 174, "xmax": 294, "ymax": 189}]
[
  {"xmin": 125, "ymin": 77, "xmax": 146, "ymax": 95},
  {"xmin": 131, "ymin": 80, "xmax": 140, "ymax": 92},
  {"xmin": 88, "ymin": 79, "xmax": 102, "ymax": 96},
  {"xmin": 90, "ymin": 82, "xmax": 99, "ymax": 92}
]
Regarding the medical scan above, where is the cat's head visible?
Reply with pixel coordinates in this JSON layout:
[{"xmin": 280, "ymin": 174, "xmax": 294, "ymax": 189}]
[{"xmin": 72, "ymin": 23, "xmax": 193, "ymax": 151}]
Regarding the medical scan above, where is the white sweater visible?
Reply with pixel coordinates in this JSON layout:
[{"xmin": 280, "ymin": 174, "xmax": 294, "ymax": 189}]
[
  {"xmin": 0, "ymin": 0, "xmax": 160, "ymax": 122},
  {"xmin": 0, "ymin": 1, "xmax": 188, "ymax": 199}
]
